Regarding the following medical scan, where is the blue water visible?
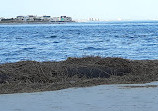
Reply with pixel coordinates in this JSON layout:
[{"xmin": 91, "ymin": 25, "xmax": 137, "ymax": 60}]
[{"xmin": 1, "ymin": 21, "xmax": 158, "ymax": 63}]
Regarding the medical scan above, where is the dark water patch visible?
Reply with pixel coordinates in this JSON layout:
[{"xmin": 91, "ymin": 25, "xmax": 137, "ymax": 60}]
[
  {"xmin": 50, "ymin": 35, "xmax": 58, "ymax": 38},
  {"xmin": 1, "ymin": 50, "xmax": 26, "ymax": 57},
  {"xmin": 83, "ymin": 47, "xmax": 107, "ymax": 51},
  {"xmin": 22, "ymin": 47, "xmax": 35, "ymax": 51},
  {"xmin": 53, "ymin": 41, "xmax": 60, "ymax": 43},
  {"xmin": 114, "ymin": 35, "xmax": 120, "ymax": 37},
  {"xmin": 89, "ymin": 40, "xmax": 104, "ymax": 43},
  {"xmin": 17, "ymin": 43, "xmax": 27, "ymax": 46},
  {"xmin": 46, "ymin": 35, "xmax": 58, "ymax": 38},
  {"xmin": 78, "ymin": 40, "xmax": 104, "ymax": 44},
  {"xmin": 142, "ymin": 43, "xmax": 158, "ymax": 46},
  {"xmin": 128, "ymin": 36, "xmax": 136, "ymax": 39},
  {"xmin": 15, "ymin": 37, "xmax": 23, "ymax": 40}
]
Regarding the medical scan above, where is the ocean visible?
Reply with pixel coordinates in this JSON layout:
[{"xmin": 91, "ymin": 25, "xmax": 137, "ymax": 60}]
[{"xmin": 1, "ymin": 21, "xmax": 158, "ymax": 63}]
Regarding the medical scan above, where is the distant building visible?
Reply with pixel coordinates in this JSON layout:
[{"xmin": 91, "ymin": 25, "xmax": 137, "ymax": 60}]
[
  {"xmin": 26, "ymin": 15, "xmax": 36, "ymax": 21},
  {"xmin": 34, "ymin": 17, "xmax": 42, "ymax": 22},
  {"xmin": 16, "ymin": 16, "xmax": 25, "ymax": 21},
  {"xmin": 42, "ymin": 16, "xmax": 51, "ymax": 21},
  {"xmin": 16, "ymin": 15, "xmax": 43, "ymax": 22},
  {"xmin": 51, "ymin": 17, "xmax": 60, "ymax": 22},
  {"xmin": 1, "ymin": 18, "xmax": 15, "ymax": 22},
  {"xmin": 89, "ymin": 18, "xmax": 100, "ymax": 21},
  {"xmin": 89, "ymin": 18, "xmax": 95, "ymax": 21},
  {"xmin": 60, "ymin": 16, "xmax": 72, "ymax": 22},
  {"xmin": 51, "ymin": 16, "xmax": 72, "ymax": 22},
  {"xmin": 0, "ymin": 15, "xmax": 73, "ymax": 23}
]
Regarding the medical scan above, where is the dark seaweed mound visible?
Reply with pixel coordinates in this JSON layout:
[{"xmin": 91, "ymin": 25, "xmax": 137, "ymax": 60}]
[{"xmin": 0, "ymin": 57, "xmax": 158, "ymax": 94}]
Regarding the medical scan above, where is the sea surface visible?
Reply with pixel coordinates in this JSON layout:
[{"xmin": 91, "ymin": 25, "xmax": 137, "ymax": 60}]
[{"xmin": 1, "ymin": 21, "xmax": 158, "ymax": 63}]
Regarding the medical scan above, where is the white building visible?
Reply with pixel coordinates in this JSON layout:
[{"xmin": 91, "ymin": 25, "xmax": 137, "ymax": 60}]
[
  {"xmin": 42, "ymin": 16, "xmax": 51, "ymax": 21},
  {"xmin": 26, "ymin": 15, "xmax": 36, "ymax": 21},
  {"xmin": 60, "ymin": 16, "xmax": 72, "ymax": 22},
  {"xmin": 33, "ymin": 16, "xmax": 42, "ymax": 22},
  {"xmin": 0, "ymin": 15, "xmax": 73, "ymax": 23},
  {"xmin": 0, "ymin": 17, "xmax": 5, "ymax": 21},
  {"xmin": 16, "ymin": 16, "xmax": 26, "ymax": 21},
  {"xmin": 51, "ymin": 17, "xmax": 60, "ymax": 22},
  {"xmin": 51, "ymin": 16, "xmax": 72, "ymax": 22}
]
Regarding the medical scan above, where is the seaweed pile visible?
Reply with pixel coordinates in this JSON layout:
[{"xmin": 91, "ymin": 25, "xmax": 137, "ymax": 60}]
[{"xmin": 0, "ymin": 57, "xmax": 158, "ymax": 94}]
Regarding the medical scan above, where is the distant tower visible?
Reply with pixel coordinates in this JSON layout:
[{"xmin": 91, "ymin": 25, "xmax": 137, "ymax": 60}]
[{"xmin": 89, "ymin": 18, "xmax": 93, "ymax": 21}]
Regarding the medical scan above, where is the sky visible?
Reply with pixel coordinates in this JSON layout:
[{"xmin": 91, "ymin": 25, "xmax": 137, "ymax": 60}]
[{"xmin": 0, "ymin": 0, "xmax": 158, "ymax": 21}]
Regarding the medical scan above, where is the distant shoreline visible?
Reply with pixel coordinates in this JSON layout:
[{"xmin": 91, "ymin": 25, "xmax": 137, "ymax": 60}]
[
  {"xmin": 0, "ymin": 21, "xmax": 76, "ymax": 25},
  {"xmin": 1, "ymin": 20, "xmax": 158, "ymax": 25}
]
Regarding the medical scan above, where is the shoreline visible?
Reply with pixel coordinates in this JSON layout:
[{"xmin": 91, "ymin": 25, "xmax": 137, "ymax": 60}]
[
  {"xmin": 0, "ymin": 56, "xmax": 158, "ymax": 94},
  {"xmin": 0, "ymin": 21, "xmax": 76, "ymax": 25}
]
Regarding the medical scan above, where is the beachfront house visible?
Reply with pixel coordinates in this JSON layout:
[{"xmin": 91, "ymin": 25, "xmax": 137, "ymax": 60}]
[
  {"xmin": 51, "ymin": 17, "xmax": 60, "ymax": 22},
  {"xmin": 26, "ymin": 15, "xmax": 36, "ymax": 21},
  {"xmin": 34, "ymin": 17, "xmax": 42, "ymax": 22},
  {"xmin": 51, "ymin": 16, "xmax": 72, "ymax": 22},
  {"xmin": 60, "ymin": 16, "xmax": 72, "ymax": 22},
  {"xmin": 16, "ymin": 16, "xmax": 26, "ymax": 21},
  {"xmin": 16, "ymin": 16, "xmax": 42, "ymax": 22},
  {"xmin": 42, "ymin": 16, "xmax": 51, "ymax": 21},
  {"xmin": 0, "ymin": 18, "xmax": 15, "ymax": 22},
  {"xmin": 0, "ymin": 15, "xmax": 73, "ymax": 23}
]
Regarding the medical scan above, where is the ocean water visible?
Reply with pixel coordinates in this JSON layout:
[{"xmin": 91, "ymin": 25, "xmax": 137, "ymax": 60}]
[{"xmin": 1, "ymin": 21, "xmax": 158, "ymax": 63}]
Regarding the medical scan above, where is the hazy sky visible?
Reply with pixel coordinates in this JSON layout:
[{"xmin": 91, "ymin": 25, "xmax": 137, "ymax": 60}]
[{"xmin": 1, "ymin": 0, "xmax": 158, "ymax": 20}]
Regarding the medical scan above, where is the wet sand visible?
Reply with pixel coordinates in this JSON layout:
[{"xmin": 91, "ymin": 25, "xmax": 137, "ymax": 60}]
[{"xmin": 0, "ymin": 82, "xmax": 158, "ymax": 111}]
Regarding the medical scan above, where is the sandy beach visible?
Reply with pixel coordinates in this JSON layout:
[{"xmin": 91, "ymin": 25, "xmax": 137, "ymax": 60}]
[{"xmin": 0, "ymin": 81, "xmax": 158, "ymax": 111}]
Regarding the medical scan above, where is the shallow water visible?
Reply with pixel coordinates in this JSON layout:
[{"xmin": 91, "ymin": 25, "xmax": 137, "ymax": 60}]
[
  {"xmin": 1, "ymin": 21, "xmax": 158, "ymax": 63},
  {"xmin": 0, "ymin": 82, "xmax": 158, "ymax": 111}
]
